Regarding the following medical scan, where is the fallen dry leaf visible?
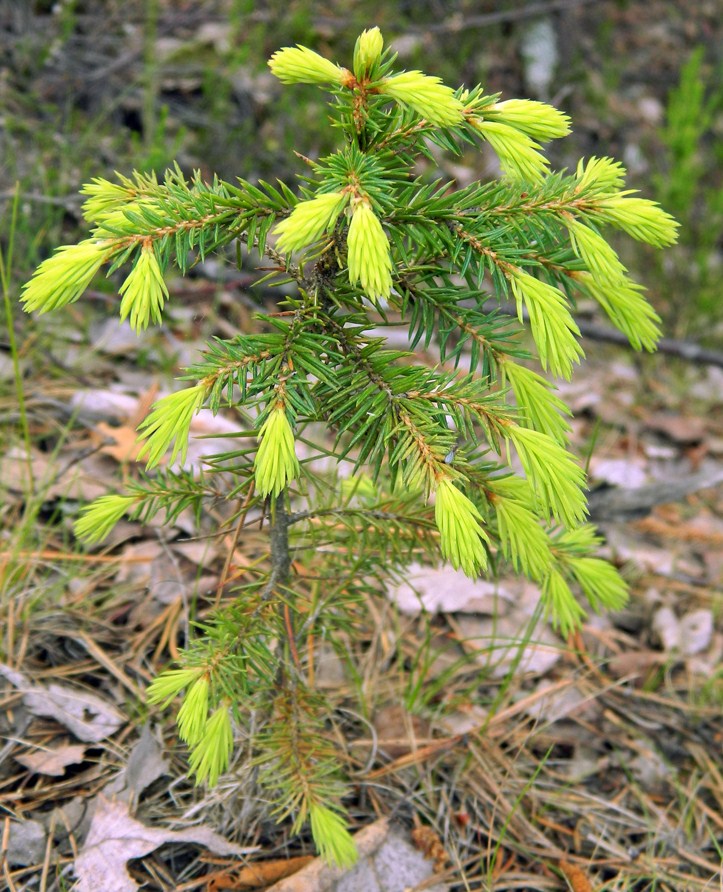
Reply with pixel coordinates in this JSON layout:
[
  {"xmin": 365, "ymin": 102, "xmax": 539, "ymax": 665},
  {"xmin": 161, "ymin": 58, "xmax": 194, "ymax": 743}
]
[
  {"xmin": 70, "ymin": 388, "xmax": 142, "ymax": 422},
  {"xmin": 589, "ymin": 457, "xmax": 647, "ymax": 489},
  {"xmin": 652, "ymin": 606, "xmax": 713, "ymax": 655},
  {"xmin": 411, "ymin": 825, "xmax": 449, "ymax": 873},
  {"xmin": 651, "ymin": 606, "xmax": 680, "ymax": 652},
  {"xmin": 5, "ymin": 819, "xmax": 47, "ymax": 867},
  {"xmin": 454, "ymin": 611, "xmax": 562, "ymax": 677},
  {"xmin": 16, "ymin": 743, "xmax": 87, "ymax": 777},
  {"xmin": 437, "ymin": 703, "xmax": 488, "ymax": 736},
  {"xmin": 629, "ymin": 747, "xmax": 671, "ymax": 794},
  {"xmin": 75, "ymin": 796, "xmax": 256, "ymax": 892},
  {"xmin": 388, "ymin": 563, "xmax": 513, "ymax": 615},
  {"xmin": 645, "ymin": 412, "xmax": 706, "ymax": 444},
  {"xmin": 0, "ymin": 664, "xmax": 123, "ymax": 742},
  {"xmin": 115, "ymin": 540, "xmax": 187, "ymax": 604},
  {"xmin": 0, "ymin": 444, "xmax": 120, "ymax": 503},
  {"xmin": 92, "ymin": 420, "xmax": 145, "ymax": 463},
  {"xmin": 104, "ymin": 724, "xmax": 169, "ymax": 802},
  {"xmin": 0, "ymin": 445, "xmax": 54, "ymax": 493},
  {"xmin": 605, "ymin": 649, "xmax": 667, "ymax": 680},
  {"xmin": 266, "ymin": 820, "xmax": 389, "ymax": 891},
  {"xmin": 264, "ymin": 817, "xmax": 444, "ymax": 892},
  {"xmin": 679, "ymin": 608, "xmax": 714, "ymax": 656},
  {"xmin": 523, "ymin": 681, "xmax": 599, "ymax": 724},
  {"xmin": 373, "ymin": 703, "xmax": 432, "ymax": 758},
  {"xmin": 91, "ymin": 318, "xmax": 146, "ymax": 355}
]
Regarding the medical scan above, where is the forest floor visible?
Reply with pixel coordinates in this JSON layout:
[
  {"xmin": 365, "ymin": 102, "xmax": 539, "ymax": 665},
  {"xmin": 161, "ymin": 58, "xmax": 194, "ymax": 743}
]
[{"xmin": 0, "ymin": 3, "xmax": 721, "ymax": 891}]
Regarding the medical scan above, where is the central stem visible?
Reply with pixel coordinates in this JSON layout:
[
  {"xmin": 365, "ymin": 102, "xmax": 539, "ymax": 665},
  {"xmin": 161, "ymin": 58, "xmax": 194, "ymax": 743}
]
[
  {"xmin": 268, "ymin": 496, "xmax": 291, "ymax": 593},
  {"xmin": 266, "ymin": 493, "xmax": 302, "ymax": 676}
]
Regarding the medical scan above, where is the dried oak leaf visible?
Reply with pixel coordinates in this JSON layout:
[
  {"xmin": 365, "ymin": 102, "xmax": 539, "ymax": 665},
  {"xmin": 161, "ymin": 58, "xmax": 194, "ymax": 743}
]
[
  {"xmin": 16, "ymin": 743, "xmax": 87, "ymax": 777},
  {"xmin": 0, "ymin": 664, "xmax": 123, "ymax": 742},
  {"xmin": 75, "ymin": 796, "xmax": 256, "ymax": 892}
]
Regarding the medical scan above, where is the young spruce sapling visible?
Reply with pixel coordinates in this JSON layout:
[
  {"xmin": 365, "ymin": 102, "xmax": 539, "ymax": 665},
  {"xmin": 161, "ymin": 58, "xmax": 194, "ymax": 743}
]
[{"xmin": 22, "ymin": 27, "xmax": 678, "ymax": 864}]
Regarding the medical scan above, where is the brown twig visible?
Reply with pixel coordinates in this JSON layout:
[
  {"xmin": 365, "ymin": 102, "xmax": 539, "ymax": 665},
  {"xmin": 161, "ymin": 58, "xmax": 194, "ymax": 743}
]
[
  {"xmin": 496, "ymin": 300, "xmax": 723, "ymax": 368},
  {"xmin": 577, "ymin": 320, "xmax": 723, "ymax": 369}
]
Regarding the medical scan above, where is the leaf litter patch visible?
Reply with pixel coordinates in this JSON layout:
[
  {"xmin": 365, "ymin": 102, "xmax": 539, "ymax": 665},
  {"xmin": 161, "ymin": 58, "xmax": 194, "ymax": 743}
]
[{"xmin": 2, "ymin": 320, "xmax": 722, "ymax": 890}]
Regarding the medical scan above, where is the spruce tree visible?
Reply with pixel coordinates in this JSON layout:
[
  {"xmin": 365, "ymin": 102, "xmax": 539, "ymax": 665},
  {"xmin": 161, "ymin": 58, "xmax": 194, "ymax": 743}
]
[{"xmin": 21, "ymin": 27, "xmax": 678, "ymax": 864}]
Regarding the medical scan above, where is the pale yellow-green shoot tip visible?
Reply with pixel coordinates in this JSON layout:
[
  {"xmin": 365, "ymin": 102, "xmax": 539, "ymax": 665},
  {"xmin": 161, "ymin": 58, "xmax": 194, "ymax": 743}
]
[
  {"xmin": 485, "ymin": 99, "xmax": 571, "ymax": 141},
  {"xmin": 146, "ymin": 668, "xmax": 204, "ymax": 709},
  {"xmin": 119, "ymin": 244, "xmax": 169, "ymax": 332},
  {"xmin": 188, "ymin": 706, "xmax": 234, "ymax": 787},
  {"xmin": 379, "ymin": 71, "xmax": 464, "ymax": 126},
  {"xmin": 273, "ymin": 191, "xmax": 347, "ymax": 255},
  {"xmin": 136, "ymin": 384, "xmax": 207, "ymax": 469},
  {"xmin": 353, "ymin": 27, "xmax": 384, "ymax": 79},
  {"xmin": 471, "ymin": 119, "xmax": 549, "ymax": 183},
  {"xmin": 347, "ymin": 201, "xmax": 393, "ymax": 301},
  {"xmin": 254, "ymin": 406, "xmax": 300, "ymax": 498},
  {"xmin": 74, "ymin": 494, "xmax": 139, "ymax": 544},
  {"xmin": 268, "ymin": 45, "xmax": 348, "ymax": 87},
  {"xmin": 309, "ymin": 804, "xmax": 358, "ymax": 868},
  {"xmin": 434, "ymin": 478, "xmax": 489, "ymax": 577},
  {"xmin": 176, "ymin": 676, "xmax": 210, "ymax": 746},
  {"xmin": 80, "ymin": 177, "xmax": 133, "ymax": 222},
  {"xmin": 21, "ymin": 240, "xmax": 110, "ymax": 315}
]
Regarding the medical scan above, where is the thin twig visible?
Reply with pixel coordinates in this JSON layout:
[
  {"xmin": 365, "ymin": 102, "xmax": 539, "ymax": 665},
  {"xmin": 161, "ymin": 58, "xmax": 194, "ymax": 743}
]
[
  {"xmin": 587, "ymin": 467, "xmax": 723, "ymax": 523},
  {"xmin": 292, "ymin": 0, "xmax": 597, "ymax": 37},
  {"xmin": 578, "ymin": 320, "xmax": 723, "ymax": 369},
  {"xmin": 0, "ymin": 190, "xmax": 80, "ymax": 210},
  {"xmin": 497, "ymin": 301, "xmax": 723, "ymax": 368},
  {"xmin": 411, "ymin": 0, "xmax": 598, "ymax": 33}
]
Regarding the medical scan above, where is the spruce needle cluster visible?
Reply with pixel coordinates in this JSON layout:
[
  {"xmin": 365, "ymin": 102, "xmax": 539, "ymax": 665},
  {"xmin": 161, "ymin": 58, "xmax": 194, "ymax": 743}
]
[{"xmin": 22, "ymin": 25, "xmax": 677, "ymax": 864}]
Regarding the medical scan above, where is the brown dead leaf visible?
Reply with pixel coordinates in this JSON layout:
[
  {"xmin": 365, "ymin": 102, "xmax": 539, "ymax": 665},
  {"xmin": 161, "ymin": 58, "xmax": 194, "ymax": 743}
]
[
  {"xmin": 438, "ymin": 703, "xmax": 488, "ymax": 736},
  {"xmin": 635, "ymin": 513, "xmax": 723, "ymax": 547},
  {"xmin": 92, "ymin": 421, "xmax": 145, "ymax": 464},
  {"xmin": 645, "ymin": 412, "xmax": 706, "ymax": 444},
  {"xmin": 605, "ymin": 528, "xmax": 703, "ymax": 578},
  {"xmin": 75, "ymin": 796, "xmax": 256, "ymax": 892},
  {"xmin": 16, "ymin": 743, "xmax": 87, "ymax": 776},
  {"xmin": 523, "ymin": 682, "xmax": 599, "ymax": 724},
  {"xmin": 86, "ymin": 385, "xmax": 158, "ymax": 464},
  {"xmin": 605, "ymin": 650, "xmax": 667, "ymax": 680},
  {"xmin": 264, "ymin": 822, "xmax": 389, "ymax": 891},
  {"xmin": 115, "ymin": 540, "xmax": 187, "ymax": 604},
  {"xmin": 183, "ymin": 409, "xmax": 243, "ymax": 468},
  {"xmin": 451, "ymin": 582, "xmax": 563, "ymax": 678},
  {"xmin": 373, "ymin": 703, "xmax": 432, "ymax": 757},
  {"xmin": 652, "ymin": 606, "xmax": 713, "ymax": 656},
  {"xmin": 5, "ymin": 819, "xmax": 47, "ymax": 867},
  {"xmin": 0, "ymin": 664, "xmax": 124, "ymax": 742},
  {"xmin": 589, "ymin": 457, "xmax": 647, "ymax": 489},
  {"xmin": 70, "ymin": 388, "xmax": 142, "ymax": 422},
  {"xmin": 0, "ymin": 445, "xmax": 111, "ymax": 503},
  {"xmin": 104, "ymin": 725, "xmax": 169, "ymax": 802},
  {"xmin": 652, "ymin": 606, "xmax": 680, "ymax": 652},
  {"xmin": 91, "ymin": 318, "xmax": 145, "ymax": 355},
  {"xmin": 388, "ymin": 563, "xmax": 513, "ymax": 615},
  {"xmin": 0, "ymin": 445, "xmax": 54, "ymax": 493},
  {"xmin": 265, "ymin": 819, "xmax": 447, "ymax": 892}
]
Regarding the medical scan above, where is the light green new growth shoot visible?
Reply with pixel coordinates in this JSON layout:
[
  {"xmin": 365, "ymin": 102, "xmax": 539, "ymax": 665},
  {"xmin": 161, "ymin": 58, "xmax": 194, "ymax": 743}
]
[{"xmin": 21, "ymin": 26, "xmax": 678, "ymax": 865}]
